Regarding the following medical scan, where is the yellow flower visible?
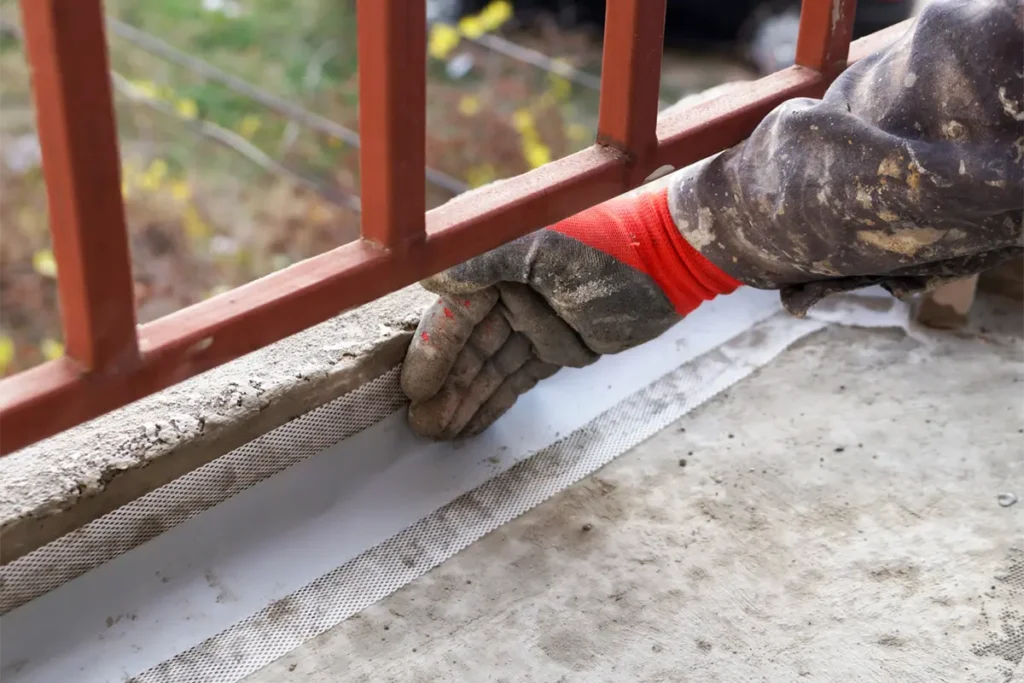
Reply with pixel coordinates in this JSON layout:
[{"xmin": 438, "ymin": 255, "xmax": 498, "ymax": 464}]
[
  {"xmin": 129, "ymin": 80, "xmax": 160, "ymax": 100},
  {"xmin": 40, "ymin": 338, "xmax": 64, "ymax": 361},
  {"xmin": 121, "ymin": 179, "xmax": 131, "ymax": 198},
  {"xmin": 523, "ymin": 139, "xmax": 551, "ymax": 168},
  {"xmin": 458, "ymin": 95, "xmax": 481, "ymax": 117},
  {"xmin": 465, "ymin": 163, "xmax": 497, "ymax": 188},
  {"xmin": 139, "ymin": 169, "xmax": 159, "ymax": 192},
  {"xmin": 512, "ymin": 108, "xmax": 535, "ymax": 133},
  {"xmin": 458, "ymin": 16, "xmax": 485, "ymax": 39},
  {"xmin": 148, "ymin": 159, "xmax": 168, "ymax": 183},
  {"xmin": 170, "ymin": 180, "xmax": 191, "ymax": 202},
  {"xmin": 327, "ymin": 136, "xmax": 342, "ymax": 148},
  {"xmin": 175, "ymin": 98, "xmax": 199, "ymax": 120},
  {"xmin": 547, "ymin": 73, "xmax": 572, "ymax": 101},
  {"xmin": 478, "ymin": 1, "xmax": 513, "ymax": 32},
  {"xmin": 32, "ymin": 248, "xmax": 57, "ymax": 278},
  {"xmin": 239, "ymin": 115, "xmax": 261, "ymax": 139},
  {"xmin": 182, "ymin": 205, "xmax": 211, "ymax": 241},
  {"xmin": 428, "ymin": 23, "xmax": 461, "ymax": 60},
  {"xmin": 0, "ymin": 335, "xmax": 14, "ymax": 375}
]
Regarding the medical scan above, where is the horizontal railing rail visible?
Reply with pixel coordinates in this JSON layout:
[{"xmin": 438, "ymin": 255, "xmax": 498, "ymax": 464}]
[{"xmin": 0, "ymin": 0, "xmax": 908, "ymax": 455}]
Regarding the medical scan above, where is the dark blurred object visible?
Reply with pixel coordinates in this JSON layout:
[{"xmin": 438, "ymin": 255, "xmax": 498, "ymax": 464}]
[
  {"xmin": 979, "ymin": 256, "xmax": 1024, "ymax": 302},
  {"xmin": 739, "ymin": 0, "xmax": 913, "ymax": 73},
  {"xmin": 450, "ymin": 1, "xmax": 914, "ymax": 74}
]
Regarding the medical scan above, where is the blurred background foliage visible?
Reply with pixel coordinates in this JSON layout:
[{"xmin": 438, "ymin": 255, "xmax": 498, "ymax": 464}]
[{"xmin": 0, "ymin": 0, "xmax": 751, "ymax": 376}]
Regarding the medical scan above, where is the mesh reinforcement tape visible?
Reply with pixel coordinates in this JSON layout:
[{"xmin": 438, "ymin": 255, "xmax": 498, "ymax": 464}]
[{"xmin": 0, "ymin": 289, "xmax": 912, "ymax": 683}]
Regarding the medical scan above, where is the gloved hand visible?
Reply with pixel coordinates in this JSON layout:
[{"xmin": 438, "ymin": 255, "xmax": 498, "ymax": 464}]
[
  {"xmin": 399, "ymin": 185, "xmax": 741, "ymax": 439},
  {"xmin": 400, "ymin": 0, "xmax": 1024, "ymax": 440}
]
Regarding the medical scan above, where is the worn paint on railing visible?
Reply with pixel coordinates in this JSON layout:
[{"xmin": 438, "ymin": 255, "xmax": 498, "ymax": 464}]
[{"xmin": 0, "ymin": 0, "xmax": 898, "ymax": 455}]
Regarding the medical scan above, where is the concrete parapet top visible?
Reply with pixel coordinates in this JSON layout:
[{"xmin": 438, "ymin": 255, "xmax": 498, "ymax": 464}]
[{"xmin": 0, "ymin": 285, "xmax": 435, "ymax": 564}]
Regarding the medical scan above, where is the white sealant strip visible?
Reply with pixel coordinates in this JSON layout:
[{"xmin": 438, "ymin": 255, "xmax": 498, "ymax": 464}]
[{"xmin": 0, "ymin": 288, "xmax": 911, "ymax": 683}]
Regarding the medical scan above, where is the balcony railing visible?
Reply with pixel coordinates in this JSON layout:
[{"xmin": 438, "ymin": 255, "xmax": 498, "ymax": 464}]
[{"xmin": 0, "ymin": 0, "xmax": 906, "ymax": 455}]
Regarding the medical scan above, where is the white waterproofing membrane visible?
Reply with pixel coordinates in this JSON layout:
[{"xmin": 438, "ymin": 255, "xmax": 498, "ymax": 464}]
[{"xmin": 0, "ymin": 287, "xmax": 915, "ymax": 683}]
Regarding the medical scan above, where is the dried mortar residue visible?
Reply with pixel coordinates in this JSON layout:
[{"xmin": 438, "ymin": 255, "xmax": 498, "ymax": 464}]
[{"xmin": 0, "ymin": 285, "xmax": 435, "ymax": 563}]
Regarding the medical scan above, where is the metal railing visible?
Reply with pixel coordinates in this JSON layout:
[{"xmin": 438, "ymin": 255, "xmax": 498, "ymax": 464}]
[{"xmin": 0, "ymin": 0, "xmax": 907, "ymax": 455}]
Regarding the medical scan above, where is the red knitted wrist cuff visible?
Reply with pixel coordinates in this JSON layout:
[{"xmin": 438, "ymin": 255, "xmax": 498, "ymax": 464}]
[{"xmin": 549, "ymin": 187, "xmax": 741, "ymax": 316}]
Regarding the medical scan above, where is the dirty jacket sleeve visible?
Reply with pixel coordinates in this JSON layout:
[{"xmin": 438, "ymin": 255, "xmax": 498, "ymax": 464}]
[{"xmin": 668, "ymin": 0, "xmax": 1023, "ymax": 316}]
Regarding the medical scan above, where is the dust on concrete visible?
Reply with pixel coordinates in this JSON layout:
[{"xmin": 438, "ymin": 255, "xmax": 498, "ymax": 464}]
[
  {"xmin": 264, "ymin": 595, "xmax": 299, "ymax": 625},
  {"xmin": 105, "ymin": 612, "xmax": 137, "ymax": 628},
  {"xmin": 0, "ymin": 285, "xmax": 435, "ymax": 564},
  {"xmin": 204, "ymin": 570, "xmax": 236, "ymax": 604}
]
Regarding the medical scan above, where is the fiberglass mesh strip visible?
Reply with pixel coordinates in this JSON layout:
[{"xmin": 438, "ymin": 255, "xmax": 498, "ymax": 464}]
[
  {"xmin": 127, "ymin": 314, "xmax": 827, "ymax": 683},
  {"xmin": 0, "ymin": 369, "xmax": 407, "ymax": 615}
]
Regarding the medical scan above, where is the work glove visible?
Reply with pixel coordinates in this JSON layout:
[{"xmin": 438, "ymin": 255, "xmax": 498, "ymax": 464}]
[
  {"xmin": 399, "ymin": 185, "xmax": 741, "ymax": 439},
  {"xmin": 400, "ymin": 0, "xmax": 1024, "ymax": 440}
]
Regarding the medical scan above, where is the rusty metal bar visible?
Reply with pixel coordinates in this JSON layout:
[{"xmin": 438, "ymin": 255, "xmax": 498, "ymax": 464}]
[
  {"xmin": 19, "ymin": 0, "xmax": 139, "ymax": 372},
  {"xmin": 356, "ymin": 0, "xmax": 427, "ymax": 250},
  {"xmin": 795, "ymin": 0, "xmax": 858, "ymax": 75},
  {"xmin": 597, "ymin": 0, "xmax": 667, "ymax": 186},
  {"xmin": 0, "ymin": 147, "xmax": 623, "ymax": 454},
  {"xmin": 0, "ymin": 24, "xmax": 908, "ymax": 456},
  {"xmin": 656, "ymin": 15, "xmax": 916, "ymax": 168},
  {"xmin": 657, "ymin": 66, "xmax": 828, "ymax": 166}
]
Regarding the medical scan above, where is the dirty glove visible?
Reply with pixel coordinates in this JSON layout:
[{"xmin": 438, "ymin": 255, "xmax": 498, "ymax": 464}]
[
  {"xmin": 671, "ymin": 0, "xmax": 1023, "ymax": 315},
  {"xmin": 399, "ymin": 0, "xmax": 1023, "ymax": 440},
  {"xmin": 399, "ymin": 187, "xmax": 741, "ymax": 439}
]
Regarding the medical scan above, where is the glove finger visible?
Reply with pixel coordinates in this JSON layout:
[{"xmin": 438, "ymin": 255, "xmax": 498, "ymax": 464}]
[
  {"xmin": 400, "ymin": 288, "xmax": 498, "ymax": 402},
  {"xmin": 459, "ymin": 359, "xmax": 560, "ymax": 438},
  {"xmin": 497, "ymin": 282, "xmax": 598, "ymax": 368},
  {"xmin": 437, "ymin": 332, "xmax": 533, "ymax": 440},
  {"xmin": 467, "ymin": 305, "xmax": 514, "ymax": 356},
  {"xmin": 406, "ymin": 309, "xmax": 512, "ymax": 438}
]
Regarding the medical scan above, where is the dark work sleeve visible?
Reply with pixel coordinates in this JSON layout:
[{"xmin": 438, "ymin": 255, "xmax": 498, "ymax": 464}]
[{"xmin": 668, "ymin": 0, "xmax": 1023, "ymax": 314}]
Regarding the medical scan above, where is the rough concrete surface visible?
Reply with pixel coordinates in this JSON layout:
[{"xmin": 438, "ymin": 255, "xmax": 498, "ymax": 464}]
[
  {"xmin": 247, "ymin": 294, "xmax": 1023, "ymax": 683},
  {"xmin": 0, "ymin": 285, "xmax": 435, "ymax": 563}
]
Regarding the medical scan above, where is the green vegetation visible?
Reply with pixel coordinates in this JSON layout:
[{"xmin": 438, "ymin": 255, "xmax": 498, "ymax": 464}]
[{"xmin": 0, "ymin": 0, "xmax": 738, "ymax": 376}]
